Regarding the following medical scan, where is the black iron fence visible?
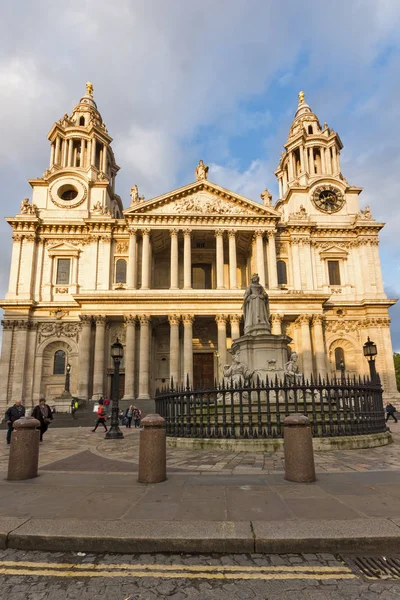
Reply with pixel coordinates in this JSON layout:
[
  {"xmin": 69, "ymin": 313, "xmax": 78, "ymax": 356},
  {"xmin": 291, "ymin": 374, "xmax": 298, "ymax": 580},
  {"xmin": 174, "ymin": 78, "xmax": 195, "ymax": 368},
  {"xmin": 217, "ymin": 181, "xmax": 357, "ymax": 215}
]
[{"xmin": 155, "ymin": 375, "xmax": 386, "ymax": 439}]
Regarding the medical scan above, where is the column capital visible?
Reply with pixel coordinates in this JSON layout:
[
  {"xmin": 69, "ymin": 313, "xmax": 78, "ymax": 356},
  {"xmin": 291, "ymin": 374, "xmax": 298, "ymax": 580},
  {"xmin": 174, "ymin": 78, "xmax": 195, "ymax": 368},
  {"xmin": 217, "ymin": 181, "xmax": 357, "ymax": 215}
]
[
  {"xmin": 124, "ymin": 314, "xmax": 137, "ymax": 325},
  {"xmin": 141, "ymin": 228, "xmax": 151, "ymax": 237},
  {"xmin": 228, "ymin": 229, "xmax": 237, "ymax": 239},
  {"xmin": 169, "ymin": 228, "xmax": 179, "ymax": 237},
  {"xmin": 182, "ymin": 314, "xmax": 194, "ymax": 325},
  {"xmin": 295, "ymin": 314, "xmax": 310, "ymax": 326},
  {"xmin": 79, "ymin": 315, "xmax": 93, "ymax": 326},
  {"xmin": 183, "ymin": 228, "xmax": 192, "ymax": 237},
  {"xmin": 270, "ymin": 313, "xmax": 284, "ymax": 325},
  {"xmin": 12, "ymin": 233, "xmax": 23, "ymax": 242},
  {"xmin": 215, "ymin": 314, "xmax": 228, "ymax": 326},
  {"xmin": 14, "ymin": 320, "xmax": 30, "ymax": 331},
  {"xmin": 138, "ymin": 314, "xmax": 151, "ymax": 325},
  {"xmin": 168, "ymin": 314, "xmax": 181, "ymax": 325},
  {"xmin": 93, "ymin": 315, "xmax": 107, "ymax": 326},
  {"xmin": 215, "ymin": 229, "xmax": 225, "ymax": 238},
  {"xmin": 254, "ymin": 229, "xmax": 264, "ymax": 238},
  {"xmin": 1, "ymin": 320, "xmax": 14, "ymax": 331},
  {"xmin": 229, "ymin": 314, "xmax": 241, "ymax": 325},
  {"xmin": 312, "ymin": 314, "xmax": 324, "ymax": 326},
  {"xmin": 128, "ymin": 228, "xmax": 138, "ymax": 237},
  {"xmin": 266, "ymin": 229, "xmax": 277, "ymax": 239}
]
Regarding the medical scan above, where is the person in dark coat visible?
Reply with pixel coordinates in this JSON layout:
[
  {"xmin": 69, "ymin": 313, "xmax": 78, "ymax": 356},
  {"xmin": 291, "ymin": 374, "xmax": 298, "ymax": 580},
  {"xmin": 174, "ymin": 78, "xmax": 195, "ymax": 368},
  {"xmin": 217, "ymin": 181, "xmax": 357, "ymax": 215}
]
[
  {"xmin": 5, "ymin": 400, "xmax": 25, "ymax": 445},
  {"xmin": 386, "ymin": 402, "xmax": 398, "ymax": 423},
  {"xmin": 32, "ymin": 398, "xmax": 53, "ymax": 442}
]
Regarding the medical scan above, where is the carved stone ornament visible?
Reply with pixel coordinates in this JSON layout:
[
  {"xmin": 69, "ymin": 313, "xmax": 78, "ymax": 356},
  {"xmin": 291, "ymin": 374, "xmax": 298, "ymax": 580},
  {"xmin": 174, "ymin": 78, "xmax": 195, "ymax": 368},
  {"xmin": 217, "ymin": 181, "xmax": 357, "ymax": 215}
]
[
  {"xmin": 49, "ymin": 178, "xmax": 88, "ymax": 209},
  {"xmin": 49, "ymin": 309, "xmax": 69, "ymax": 320},
  {"xmin": 325, "ymin": 320, "xmax": 361, "ymax": 334},
  {"xmin": 38, "ymin": 321, "xmax": 81, "ymax": 343},
  {"xmin": 152, "ymin": 191, "xmax": 248, "ymax": 215},
  {"xmin": 195, "ymin": 160, "xmax": 209, "ymax": 181},
  {"xmin": 115, "ymin": 241, "xmax": 129, "ymax": 254},
  {"xmin": 260, "ymin": 188, "xmax": 272, "ymax": 206},
  {"xmin": 110, "ymin": 323, "xmax": 126, "ymax": 344},
  {"xmin": 291, "ymin": 204, "xmax": 308, "ymax": 219},
  {"xmin": 1, "ymin": 320, "xmax": 15, "ymax": 331},
  {"xmin": 168, "ymin": 314, "xmax": 181, "ymax": 325},
  {"xmin": 55, "ymin": 287, "xmax": 69, "ymax": 294},
  {"xmin": 20, "ymin": 198, "xmax": 38, "ymax": 216},
  {"xmin": 358, "ymin": 205, "xmax": 372, "ymax": 220}
]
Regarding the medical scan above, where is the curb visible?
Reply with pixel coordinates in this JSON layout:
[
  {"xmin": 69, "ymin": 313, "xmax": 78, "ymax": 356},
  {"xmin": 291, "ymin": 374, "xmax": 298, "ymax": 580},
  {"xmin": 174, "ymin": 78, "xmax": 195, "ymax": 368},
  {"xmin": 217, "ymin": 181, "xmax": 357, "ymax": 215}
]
[{"xmin": 1, "ymin": 517, "xmax": 400, "ymax": 554}]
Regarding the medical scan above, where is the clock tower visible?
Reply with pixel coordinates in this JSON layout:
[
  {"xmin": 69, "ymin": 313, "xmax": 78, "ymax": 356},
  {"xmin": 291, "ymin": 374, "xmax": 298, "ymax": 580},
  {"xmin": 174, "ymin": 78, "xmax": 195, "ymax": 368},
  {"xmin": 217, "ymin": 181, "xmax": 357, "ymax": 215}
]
[{"xmin": 275, "ymin": 91, "xmax": 362, "ymax": 221}]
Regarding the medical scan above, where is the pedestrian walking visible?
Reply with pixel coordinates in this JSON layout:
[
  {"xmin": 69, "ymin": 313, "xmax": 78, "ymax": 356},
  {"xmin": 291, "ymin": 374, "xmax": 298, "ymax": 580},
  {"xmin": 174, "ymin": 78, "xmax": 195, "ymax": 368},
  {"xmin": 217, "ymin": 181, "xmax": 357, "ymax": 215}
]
[
  {"xmin": 71, "ymin": 399, "xmax": 78, "ymax": 419},
  {"xmin": 386, "ymin": 402, "xmax": 398, "ymax": 423},
  {"xmin": 32, "ymin": 397, "xmax": 53, "ymax": 442},
  {"xmin": 125, "ymin": 405, "xmax": 133, "ymax": 428},
  {"xmin": 103, "ymin": 396, "xmax": 111, "ymax": 417},
  {"xmin": 92, "ymin": 401, "xmax": 108, "ymax": 432},
  {"xmin": 133, "ymin": 406, "xmax": 142, "ymax": 428},
  {"xmin": 5, "ymin": 400, "xmax": 25, "ymax": 445}
]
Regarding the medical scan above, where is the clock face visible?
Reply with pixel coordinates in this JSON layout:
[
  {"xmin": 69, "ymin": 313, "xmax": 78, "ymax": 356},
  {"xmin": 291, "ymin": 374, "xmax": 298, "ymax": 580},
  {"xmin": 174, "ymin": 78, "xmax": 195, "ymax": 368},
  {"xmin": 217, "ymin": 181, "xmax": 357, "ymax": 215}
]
[{"xmin": 312, "ymin": 185, "xmax": 345, "ymax": 214}]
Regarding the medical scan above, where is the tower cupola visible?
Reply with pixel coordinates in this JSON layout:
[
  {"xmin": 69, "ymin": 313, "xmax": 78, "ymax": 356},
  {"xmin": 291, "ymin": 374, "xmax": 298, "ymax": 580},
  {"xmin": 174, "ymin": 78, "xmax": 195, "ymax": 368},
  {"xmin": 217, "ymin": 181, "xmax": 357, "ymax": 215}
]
[{"xmin": 275, "ymin": 91, "xmax": 344, "ymax": 199}]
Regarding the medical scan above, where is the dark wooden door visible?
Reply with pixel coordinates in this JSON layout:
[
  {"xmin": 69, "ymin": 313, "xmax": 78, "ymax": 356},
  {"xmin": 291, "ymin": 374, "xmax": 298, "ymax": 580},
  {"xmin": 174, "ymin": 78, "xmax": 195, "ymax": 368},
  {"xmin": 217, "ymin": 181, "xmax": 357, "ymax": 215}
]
[
  {"xmin": 193, "ymin": 353, "xmax": 214, "ymax": 390},
  {"xmin": 110, "ymin": 374, "xmax": 125, "ymax": 400}
]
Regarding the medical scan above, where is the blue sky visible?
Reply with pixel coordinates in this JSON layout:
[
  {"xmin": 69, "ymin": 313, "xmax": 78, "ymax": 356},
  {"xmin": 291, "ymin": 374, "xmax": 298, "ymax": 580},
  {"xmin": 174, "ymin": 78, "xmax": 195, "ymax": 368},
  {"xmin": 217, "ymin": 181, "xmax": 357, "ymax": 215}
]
[{"xmin": 1, "ymin": 1, "xmax": 400, "ymax": 348}]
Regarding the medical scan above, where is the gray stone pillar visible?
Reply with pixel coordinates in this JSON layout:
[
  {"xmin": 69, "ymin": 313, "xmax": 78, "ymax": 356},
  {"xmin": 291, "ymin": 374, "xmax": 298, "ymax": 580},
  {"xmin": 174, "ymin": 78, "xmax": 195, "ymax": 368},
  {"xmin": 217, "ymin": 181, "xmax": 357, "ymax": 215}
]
[
  {"xmin": 215, "ymin": 229, "xmax": 225, "ymax": 289},
  {"xmin": 182, "ymin": 314, "xmax": 194, "ymax": 387},
  {"xmin": 230, "ymin": 314, "xmax": 241, "ymax": 342},
  {"xmin": 228, "ymin": 230, "xmax": 238, "ymax": 289},
  {"xmin": 255, "ymin": 230, "xmax": 266, "ymax": 287},
  {"xmin": 312, "ymin": 315, "xmax": 327, "ymax": 379},
  {"xmin": 138, "ymin": 315, "xmax": 151, "ymax": 400},
  {"xmin": 123, "ymin": 315, "xmax": 136, "ymax": 401},
  {"xmin": 92, "ymin": 316, "xmax": 107, "ymax": 399},
  {"xmin": 11, "ymin": 321, "xmax": 29, "ymax": 402},
  {"xmin": 127, "ymin": 229, "xmax": 137, "ymax": 289},
  {"xmin": 78, "ymin": 316, "xmax": 92, "ymax": 400},
  {"xmin": 141, "ymin": 229, "xmax": 150, "ymax": 290},
  {"xmin": 216, "ymin": 315, "xmax": 228, "ymax": 379},
  {"xmin": 183, "ymin": 229, "xmax": 192, "ymax": 289},
  {"xmin": 170, "ymin": 229, "xmax": 179, "ymax": 289},
  {"xmin": 297, "ymin": 315, "xmax": 313, "ymax": 377},
  {"xmin": 168, "ymin": 314, "xmax": 180, "ymax": 386}
]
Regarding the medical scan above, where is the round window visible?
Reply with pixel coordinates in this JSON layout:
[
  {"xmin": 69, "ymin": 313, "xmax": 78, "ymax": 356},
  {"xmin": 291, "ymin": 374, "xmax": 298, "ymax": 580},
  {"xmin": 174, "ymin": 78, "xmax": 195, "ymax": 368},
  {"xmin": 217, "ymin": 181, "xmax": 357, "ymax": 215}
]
[{"xmin": 58, "ymin": 185, "xmax": 78, "ymax": 201}]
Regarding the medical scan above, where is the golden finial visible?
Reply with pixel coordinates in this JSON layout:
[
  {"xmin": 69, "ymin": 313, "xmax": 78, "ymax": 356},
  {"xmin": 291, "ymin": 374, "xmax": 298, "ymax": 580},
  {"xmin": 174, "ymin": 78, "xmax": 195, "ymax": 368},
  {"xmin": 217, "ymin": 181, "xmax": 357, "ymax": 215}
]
[
  {"xmin": 86, "ymin": 81, "xmax": 94, "ymax": 97},
  {"xmin": 298, "ymin": 90, "xmax": 305, "ymax": 105}
]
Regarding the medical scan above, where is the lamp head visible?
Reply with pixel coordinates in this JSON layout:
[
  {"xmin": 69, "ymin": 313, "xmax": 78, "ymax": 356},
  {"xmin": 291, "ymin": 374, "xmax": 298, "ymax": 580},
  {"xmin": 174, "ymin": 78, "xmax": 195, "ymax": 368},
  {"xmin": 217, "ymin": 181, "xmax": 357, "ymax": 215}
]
[
  {"xmin": 363, "ymin": 337, "xmax": 377, "ymax": 359},
  {"xmin": 111, "ymin": 337, "xmax": 124, "ymax": 361}
]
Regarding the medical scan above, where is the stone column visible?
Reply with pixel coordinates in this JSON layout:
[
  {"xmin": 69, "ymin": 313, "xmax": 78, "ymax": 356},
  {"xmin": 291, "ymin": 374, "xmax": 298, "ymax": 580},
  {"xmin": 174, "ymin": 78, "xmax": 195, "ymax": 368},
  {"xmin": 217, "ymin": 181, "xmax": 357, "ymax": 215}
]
[
  {"xmin": 168, "ymin": 314, "xmax": 180, "ymax": 386},
  {"xmin": 325, "ymin": 148, "xmax": 331, "ymax": 174},
  {"xmin": 283, "ymin": 171, "xmax": 288, "ymax": 194},
  {"xmin": 183, "ymin": 229, "xmax": 192, "ymax": 289},
  {"xmin": 271, "ymin": 314, "xmax": 283, "ymax": 336},
  {"xmin": 309, "ymin": 147, "xmax": 315, "ymax": 175},
  {"xmin": 49, "ymin": 143, "xmax": 55, "ymax": 168},
  {"xmin": 55, "ymin": 137, "xmax": 61, "ymax": 165},
  {"xmin": 278, "ymin": 178, "xmax": 283, "ymax": 199},
  {"xmin": 312, "ymin": 315, "xmax": 327, "ymax": 379},
  {"xmin": 102, "ymin": 145, "xmax": 107, "ymax": 172},
  {"xmin": 372, "ymin": 240, "xmax": 384, "ymax": 293},
  {"xmin": 182, "ymin": 315, "xmax": 194, "ymax": 387},
  {"xmin": 138, "ymin": 315, "xmax": 151, "ymax": 400},
  {"xmin": 91, "ymin": 138, "xmax": 97, "ymax": 165},
  {"xmin": 0, "ymin": 321, "xmax": 14, "ymax": 405},
  {"xmin": 80, "ymin": 138, "xmax": 85, "ymax": 167},
  {"xmin": 11, "ymin": 321, "xmax": 29, "ymax": 402},
  {"xmin": 266, "ymin": 231, "xmax": 278, "ymax": 289},
  {"xmin": 67, "ymin": 139, "xmax": 73, "ymax": 167},
  {"xmin": 8, "ymin": 234, "xmax": 22, "ymax": 296},
  {"xmin": 299, "ymin": 146, "xmax": 305, "ymax": 172},
  {"xmin": 291, "ymin": 239, "xmax": 302, "ymax": 290},
  {"xmin": 127, "ymin": 229, "xmax": 137, "ymax": 289},
  {"xmin": 215, "ymin": 315, "xmax": 228, "ymax": 378},
  {"xmin": 320, "ymin": 146, "xmax": 326, "ymax": 173},
  {"xmin": 123, "ymin": 315, "xmax": 136, "ymax": 401},
  {"xmin": 230, "ymin": 314, "xmax": 241, "ymax": 341},
  {"xmin": 228, "ymin": 230, "xmax": 237, "ymax": 289},
  {"xmin": 141, "ymin": 229, "xmax": 150, "ymax": 290},
  {"xmin": 78, "ymin": 316, "xmax": 92, "ymax": 400},
  {"xmin": 215, "ymin": 229, "xmax": 225, "ymax": 289},
  {"xmin": 255, "ymin": 230, "xmax": 266, "ymax": 287},
  {"xmin": 170, "ymin": 229, "xmax": 179, "ymax": 289},
  {"xmin": 297, "ymin": 315, "xmax": 313, "ymax": 377},
  {"xmin": 92, "ymin": 316, "xmax": 107, "ymax": 399},
  {"xmin": 331, "ymin": 145, "xmax": 338, "ymax": 173},
  {"xmin": 288, "ymin": 153, "xmax": 294, "ymax": 180}
]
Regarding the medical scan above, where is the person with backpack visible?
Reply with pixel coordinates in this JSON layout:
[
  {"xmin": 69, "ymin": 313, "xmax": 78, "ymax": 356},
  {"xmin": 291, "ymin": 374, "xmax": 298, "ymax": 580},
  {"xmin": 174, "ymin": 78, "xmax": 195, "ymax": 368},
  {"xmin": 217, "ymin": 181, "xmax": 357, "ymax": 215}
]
[
  {"xmin": 92, "ymin": 400, "xmax": 108, "ymax": 432},
  {"xmin": 133, "ymin": 406, "xmax": 142, "ymax": 428},
  {"xmin": 386, "ymin": 402, "xmax": 398, "ymax": 423}
]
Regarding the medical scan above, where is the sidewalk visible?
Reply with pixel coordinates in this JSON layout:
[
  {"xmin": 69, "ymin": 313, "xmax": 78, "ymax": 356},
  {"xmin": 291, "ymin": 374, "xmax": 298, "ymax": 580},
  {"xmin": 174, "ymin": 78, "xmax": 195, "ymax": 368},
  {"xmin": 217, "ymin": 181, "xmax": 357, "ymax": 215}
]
[{"xmin": 0, "ymin": 425, "xmax": 399, "ymax": 554}]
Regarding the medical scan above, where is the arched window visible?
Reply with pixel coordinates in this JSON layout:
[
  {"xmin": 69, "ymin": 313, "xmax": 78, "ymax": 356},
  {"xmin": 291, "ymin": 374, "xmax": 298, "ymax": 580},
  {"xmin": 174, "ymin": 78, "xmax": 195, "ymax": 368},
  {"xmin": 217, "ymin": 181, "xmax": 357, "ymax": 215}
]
[
  {"xmin": 79, "ymin": 116, "xmax": 85, "ymax": 126},
  {"xmin": 115, "ymin": 259, "xmax": 127, "ymax": 283},
  {"xmin": 53, "ymin": 350, "xmax": 66, "ymax": 375},
  {"xmin": 335, "ymin": 347, "xmax": 345, "ymax": 370},
  {"xmin": 277, "ymin": 260, "xmax": 287, "ymax": 285},
  {"xmin": 308, "ymin": 125, "xmax": 313, "ymax": 134}
]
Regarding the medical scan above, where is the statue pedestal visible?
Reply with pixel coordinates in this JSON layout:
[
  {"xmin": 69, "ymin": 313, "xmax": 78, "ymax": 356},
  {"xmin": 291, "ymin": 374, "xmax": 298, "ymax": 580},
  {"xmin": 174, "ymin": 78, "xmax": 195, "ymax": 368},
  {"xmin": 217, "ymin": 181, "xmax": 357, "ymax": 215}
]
[{"xmin": 231, "ymin": 333, "xmax": 292, "ymax": 383}]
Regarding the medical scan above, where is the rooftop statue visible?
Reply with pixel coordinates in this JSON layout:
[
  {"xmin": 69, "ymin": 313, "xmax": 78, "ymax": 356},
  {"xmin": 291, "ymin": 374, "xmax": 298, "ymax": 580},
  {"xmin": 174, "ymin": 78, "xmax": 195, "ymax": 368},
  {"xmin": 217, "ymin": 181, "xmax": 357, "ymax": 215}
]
[
  {"xmin": 195, "ymin": 159, "xmax": 209, "ymax": 181},
  {"xmin": 243, "ymin": 274, "xmax": 270, "ymax": 334}
]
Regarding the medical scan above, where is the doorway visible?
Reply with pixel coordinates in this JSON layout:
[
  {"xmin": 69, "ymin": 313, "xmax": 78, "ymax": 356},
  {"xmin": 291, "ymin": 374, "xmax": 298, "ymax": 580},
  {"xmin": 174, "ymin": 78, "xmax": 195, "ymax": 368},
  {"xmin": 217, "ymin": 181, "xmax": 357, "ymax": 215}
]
[
  {"xmin": 109, "ymin": 373, "xmax": 125, "ymax": 399},
  {"xmin": 193, "ymin": 353, "xmax": 214, "ymax": 390}
]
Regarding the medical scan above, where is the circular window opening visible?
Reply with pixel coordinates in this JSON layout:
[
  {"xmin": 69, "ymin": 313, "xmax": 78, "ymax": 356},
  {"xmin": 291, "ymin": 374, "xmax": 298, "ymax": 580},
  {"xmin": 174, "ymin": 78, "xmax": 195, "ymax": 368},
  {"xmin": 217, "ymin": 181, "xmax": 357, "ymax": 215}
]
[{"xmin": 58, "ymin": 185, "xmax": 78, "ymax": 201}]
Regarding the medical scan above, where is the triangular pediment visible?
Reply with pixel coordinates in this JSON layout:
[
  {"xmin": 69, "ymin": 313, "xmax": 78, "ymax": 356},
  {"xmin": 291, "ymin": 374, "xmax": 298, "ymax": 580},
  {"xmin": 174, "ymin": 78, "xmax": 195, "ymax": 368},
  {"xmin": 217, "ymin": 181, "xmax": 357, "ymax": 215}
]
[
  {"xmin": 319, "ymin": 244, "xmax": 349, "ymax": 259},
  {"xmin": 124, "ymin": 180, "xmax": 280, "ymax": 218}
]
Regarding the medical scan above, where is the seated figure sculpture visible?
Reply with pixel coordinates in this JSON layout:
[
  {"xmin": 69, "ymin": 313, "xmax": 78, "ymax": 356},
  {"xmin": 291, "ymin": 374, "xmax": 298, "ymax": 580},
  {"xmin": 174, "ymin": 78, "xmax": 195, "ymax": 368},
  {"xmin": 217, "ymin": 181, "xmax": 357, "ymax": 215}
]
[
  {"xmin": 284, "ymin": 352, "xmax": 303, "ymax": 385},
  {"xmin": 243, "ymin": 274, "xmax": 270, "ymax": 334},
  {"xmin": 219, "ymin": 351, "xmax": 254, "ymax": 404}
]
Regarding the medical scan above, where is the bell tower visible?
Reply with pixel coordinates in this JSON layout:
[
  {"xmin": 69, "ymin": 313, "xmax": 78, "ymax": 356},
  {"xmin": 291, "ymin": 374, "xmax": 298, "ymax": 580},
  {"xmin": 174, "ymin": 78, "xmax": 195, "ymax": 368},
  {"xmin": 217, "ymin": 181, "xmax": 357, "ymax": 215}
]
[
  {"xmin": 275, "ymin": 91, "xmax": 362, "ymax": 221},
  {"xmin": 29, "ymin": 82, "xmax": 122, "ymax": 218}
]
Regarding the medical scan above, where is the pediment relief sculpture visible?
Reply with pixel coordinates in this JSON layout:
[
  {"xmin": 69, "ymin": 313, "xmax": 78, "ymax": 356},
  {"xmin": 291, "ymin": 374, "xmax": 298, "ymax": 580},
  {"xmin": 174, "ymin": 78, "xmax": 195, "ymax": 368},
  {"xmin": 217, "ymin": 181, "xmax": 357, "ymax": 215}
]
[{"xmin": 138, "ymin": 192, "xmax": 260, "ymax": 216}]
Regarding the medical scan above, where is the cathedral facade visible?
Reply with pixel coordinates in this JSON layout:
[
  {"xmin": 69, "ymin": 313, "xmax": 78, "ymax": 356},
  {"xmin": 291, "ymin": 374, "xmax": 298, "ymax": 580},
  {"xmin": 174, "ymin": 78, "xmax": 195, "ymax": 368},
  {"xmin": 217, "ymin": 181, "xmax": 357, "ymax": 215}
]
[{"xmin": 0, "ymin": 84, "xmax": 398, "ymax": 411}]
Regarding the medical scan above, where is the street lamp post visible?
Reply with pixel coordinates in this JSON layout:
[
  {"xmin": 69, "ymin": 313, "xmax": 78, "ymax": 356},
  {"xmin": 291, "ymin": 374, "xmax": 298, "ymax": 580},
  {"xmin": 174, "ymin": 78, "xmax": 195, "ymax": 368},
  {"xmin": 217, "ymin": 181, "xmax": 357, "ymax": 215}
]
[
  {"xmin": 363, "ymin": 337, "xmax": 378, "ymax": 382},
  {"xmin": 339, "ymin": 358, "xmax": 345, "ymax": 382},
  {"xmin": 106, "ymin": 338, "xmax": 124, "ymax": 439},
  {"xmin": 64, "ymin": 363, "xmax": 71, "ymax": 394}
]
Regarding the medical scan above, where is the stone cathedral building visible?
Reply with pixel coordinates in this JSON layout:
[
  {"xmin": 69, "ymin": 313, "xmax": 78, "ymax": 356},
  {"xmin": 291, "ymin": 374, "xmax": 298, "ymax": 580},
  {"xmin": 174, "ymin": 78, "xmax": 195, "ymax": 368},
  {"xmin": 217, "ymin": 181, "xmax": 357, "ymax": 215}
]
[{"xmin": 0, "ymin": 84, "xmax": 398, "ymax": 412}]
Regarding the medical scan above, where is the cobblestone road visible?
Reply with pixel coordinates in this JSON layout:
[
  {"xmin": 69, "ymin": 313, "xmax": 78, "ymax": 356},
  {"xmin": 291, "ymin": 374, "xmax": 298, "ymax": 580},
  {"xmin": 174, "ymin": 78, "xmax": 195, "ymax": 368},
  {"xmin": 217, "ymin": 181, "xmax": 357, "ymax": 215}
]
[{"xmin": 0, "ymin": 549, "xmax": 398, "ymax": 599}]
